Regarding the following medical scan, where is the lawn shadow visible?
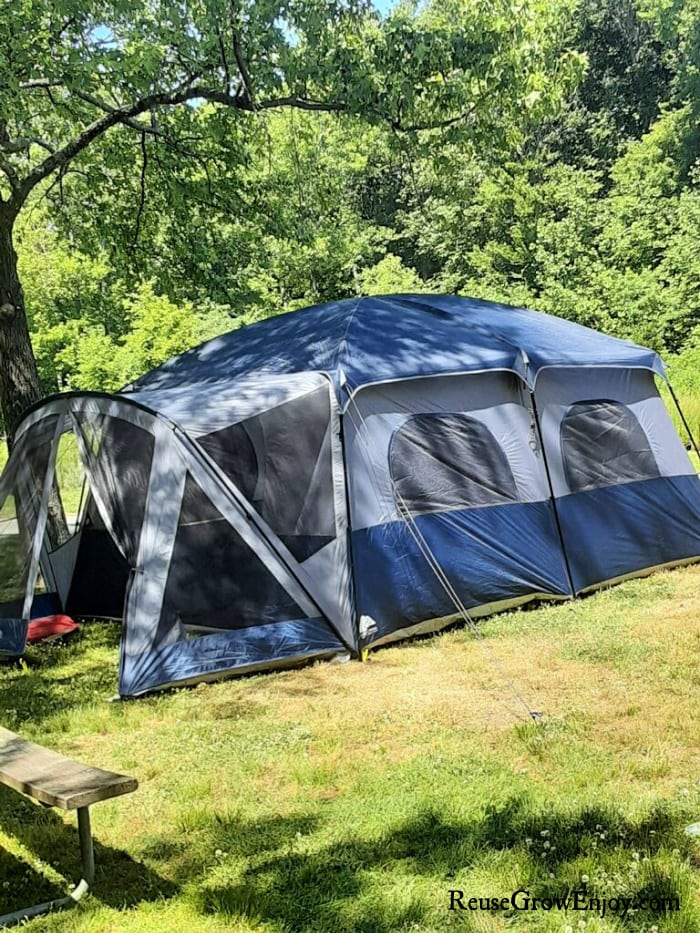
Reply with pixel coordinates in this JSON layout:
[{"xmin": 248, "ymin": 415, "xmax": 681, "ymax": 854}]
[
  {"xmin": 0, "ymin": 622, "xmax": 121, "ymax": 731},
  {"xmin": 0, "ymin": 846, "xmax": 62, "ymax": 917},
  {"xmin": 0, "ymin": 786, "xmax": 177, "ymax": 914},
  {"xmin": 178, "ymin": 796, "xmax": 696, "ymax": 931}
]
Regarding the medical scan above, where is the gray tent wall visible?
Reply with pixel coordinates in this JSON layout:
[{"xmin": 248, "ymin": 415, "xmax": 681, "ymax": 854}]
[{"xmin": 535, "ymin": 366, "xmax": 700, "ymax": 593}]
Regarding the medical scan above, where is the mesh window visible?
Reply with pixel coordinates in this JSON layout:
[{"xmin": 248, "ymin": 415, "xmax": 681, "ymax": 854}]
[
  {"xmin": 73, "ymin": 414, "xmax": 154, "ymax": 561},
  {"xmin": 157, "ymin": 474, "xmax": 306, "ymax": 638},
  {"xmin": 197, "ymin": 386, "xmax": 335, "ymax": 561},
  {"xmin": 196, "ymin": 421, "xmax": 258, "ymax": 501},
  {"xmin": 389, "ymin": 413, "xmax": 519, "ymax": 515},
  {"xmin": 45, "ymin": 429, "xmax": 87, "ymax": 552},
  {"xmin": 0, "ymin": 493, "xmax": 31, "ymax": 616},
  {"xmin": 560, "ymin": 400, "xmax": 660, "ymax": 493},
  {"xmin": 0, "ymin": 417, "xmax": 57, "ymax": 618}
]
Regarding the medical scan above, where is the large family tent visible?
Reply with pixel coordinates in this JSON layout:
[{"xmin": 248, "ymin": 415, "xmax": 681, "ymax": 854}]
[{"xmin": 2, "ymin": 294, "xmax": 700, "ymax": 697}]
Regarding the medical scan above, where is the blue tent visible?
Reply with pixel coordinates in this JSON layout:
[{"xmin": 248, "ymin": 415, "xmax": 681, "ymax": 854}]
[{"xmin": 1, "ymin": 294, "xmax": 699, "ymax": 695}]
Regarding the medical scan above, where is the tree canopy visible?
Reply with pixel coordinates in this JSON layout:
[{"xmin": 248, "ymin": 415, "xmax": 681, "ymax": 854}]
[
  {"xmin": 2, "ymin": 0, "xmax": 700, "ymax": 441},
  {"xmin": 0, "ymin": 0, "xmax": 584, "ymax": 438}
]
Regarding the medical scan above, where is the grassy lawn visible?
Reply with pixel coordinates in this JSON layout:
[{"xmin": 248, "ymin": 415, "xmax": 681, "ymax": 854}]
[{"xmin": 0, "ymin": 566, "xmax": 699, "ymax": 932}]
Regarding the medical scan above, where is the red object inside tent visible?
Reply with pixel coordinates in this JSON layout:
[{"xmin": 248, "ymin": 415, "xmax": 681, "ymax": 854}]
[{"xmin": 27, "ymin": 615, "xmax": 80, "ymax": 644}]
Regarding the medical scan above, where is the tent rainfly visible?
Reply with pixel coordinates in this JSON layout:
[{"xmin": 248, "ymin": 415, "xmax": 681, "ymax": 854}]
[{"xmin": 1, "ymin": 294, "xmax": 700, "ymax": 697}]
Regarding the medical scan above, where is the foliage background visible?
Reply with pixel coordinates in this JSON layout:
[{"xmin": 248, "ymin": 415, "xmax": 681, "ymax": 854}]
[{"xmin": 9, "ymin": 0, "xmax": 700, "ymax": 440}]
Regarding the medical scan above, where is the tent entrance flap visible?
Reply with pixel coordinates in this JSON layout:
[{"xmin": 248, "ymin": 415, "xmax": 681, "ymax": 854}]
[{"xmin": 120, "ymin": 450, "xmax": 347, "ymax": 697}]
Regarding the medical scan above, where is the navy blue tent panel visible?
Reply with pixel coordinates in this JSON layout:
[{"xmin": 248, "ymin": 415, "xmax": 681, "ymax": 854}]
[
  {"xmin": 557, "ymin": 475, "xmax": 700, "ymax": 593},
  {"xmin": 351, "ymin": 501, "xmax": 572, "ymax": 646},
  {"xmin": 120, "ymin": 618, "xmax": 341, "ymax": 696},
  {"xmin": 0, "ymin": 619, "xmax": 28, "ymax": 656},
  {"xmin": 129, "ymin": 294, "xmax": 664, "ymax": 401}
]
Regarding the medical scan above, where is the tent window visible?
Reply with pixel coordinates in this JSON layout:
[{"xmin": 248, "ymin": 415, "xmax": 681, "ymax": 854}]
[
  {"xmin": 560, "ymin": 400, "xmax": 660, "ymax": 493},
  {"xmin": 0, "ymin": 416, "xmax": 57, "ymax": 620},
  {"xmin": 389, "ymin": 413, "xmax": 519, "ymax": 515},
  {"xmin": 72, "ymin": 414, "xmax": 154, "ymax": 561},
  {"xmin": 197, "ymin": 386, "xmax": 335, "ymax": 561},
  {"xmin": 45, "ymin": 429, "xmax": 87, "ymax": 552},
  {"xmin": 156, "ymin": 474, "xmax": 306, "ymax": 637},
  {"xmin": 0, "ymin": 494, "xmax": 35, "ymax": 617},
  {"xmin": 196, "ymin": 421, "xmax": 258, "ymax": 502}
]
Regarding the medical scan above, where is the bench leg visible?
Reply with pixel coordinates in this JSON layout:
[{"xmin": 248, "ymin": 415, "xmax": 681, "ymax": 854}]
[
  {"xmin": 0, "ymin": 806, "xmax": 94, "ymax": 928},
  {"xmin": 77, "ymin": 806, "xmax": 95, "ymax": 885}
]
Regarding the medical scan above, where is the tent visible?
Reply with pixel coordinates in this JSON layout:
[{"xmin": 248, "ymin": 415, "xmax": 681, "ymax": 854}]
[{"xmin": 1, "ymin": 294, "xmax": 699, "ymax": 697}]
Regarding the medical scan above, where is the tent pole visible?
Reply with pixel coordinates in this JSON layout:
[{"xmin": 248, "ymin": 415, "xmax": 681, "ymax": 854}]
[
  {"xmin": 338, "ymin": 410, "xmax": 362, "ymax": 661},
  {"xmin": 667, "ymin": 381, "xmax": 700, "ymax": 464},
  {"xmin": 528, "ymin": 388, "xmax": 576, "ymax": 598}
]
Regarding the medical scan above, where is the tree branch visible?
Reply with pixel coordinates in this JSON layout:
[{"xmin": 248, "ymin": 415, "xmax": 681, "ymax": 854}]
[
  {"xmin": 200, "ymin": 88, "xmax": 348, "ymax": 113},
  {"xmin": 72, "ymin": 89, "xmax": 167, "ymax": 138},
  {"xmin": 71, "ymin": 88, "xmax": 215, "ymax": 156},
  {"xmin": 16, "ymin": 86, "xmax": 201, "ymax": 205},
  {"xmin": 390, "ymin": 105, "xmax": 478, "ymax": 133},
  {"xmin": 0, "ymin": 135, "xmax": 56, "ymax": 155},
  {"xmin": 13, "ymin": 82, "xmax": 350, "ymax": 208},
  {"xmin": 229, "ymin": 2, "xmax": 255, "ymax": 109},
  {"xmin": 19, "ymin": 78, "xmax": 63, "ymax": 91}
]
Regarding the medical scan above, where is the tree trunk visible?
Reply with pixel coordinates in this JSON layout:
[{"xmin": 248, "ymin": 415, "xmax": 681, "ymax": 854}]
[
  {"xmin": 0, "ymin": 206, "xmax": 70, "ymax": 548},
  {"xmin": 0, "ymin": 207, "xmax": 42, "ymax": 449}
]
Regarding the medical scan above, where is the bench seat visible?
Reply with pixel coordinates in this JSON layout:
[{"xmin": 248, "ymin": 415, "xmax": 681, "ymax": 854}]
[{"xmin": 0, "ymin": 726, "xmax": 137, "ymax": 809}]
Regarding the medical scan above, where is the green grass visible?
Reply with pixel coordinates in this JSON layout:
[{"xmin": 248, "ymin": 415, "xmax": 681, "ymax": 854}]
[{"xmin": 1, "ymin": 566, "xmax": 700, "ymax": 932}]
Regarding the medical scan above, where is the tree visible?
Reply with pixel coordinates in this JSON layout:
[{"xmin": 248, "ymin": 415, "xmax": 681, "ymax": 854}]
[
  {"xmin": 544, "ymin": 0, "xmax": 673, "ymax": 171},
  {"xmin": 0, "ymin": 0, "xmax": 582, "ymax": 444}
]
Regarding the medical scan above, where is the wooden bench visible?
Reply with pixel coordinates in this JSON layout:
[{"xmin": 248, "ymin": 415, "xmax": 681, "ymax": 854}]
[{"xmin": 0, "ymin": 726, "xmax": 137, "ymax": 928}]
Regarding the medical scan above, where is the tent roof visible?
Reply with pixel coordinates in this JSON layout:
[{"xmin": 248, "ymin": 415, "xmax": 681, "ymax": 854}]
[{"xmin": 126, "ymin": 294, "xmax": 665, "ymax": 402}]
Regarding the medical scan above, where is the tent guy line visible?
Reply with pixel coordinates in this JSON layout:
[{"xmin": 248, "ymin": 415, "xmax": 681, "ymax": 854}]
[{"xmin": 345, "ymin": 392, "xmax": 540, "ymax": 724}]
